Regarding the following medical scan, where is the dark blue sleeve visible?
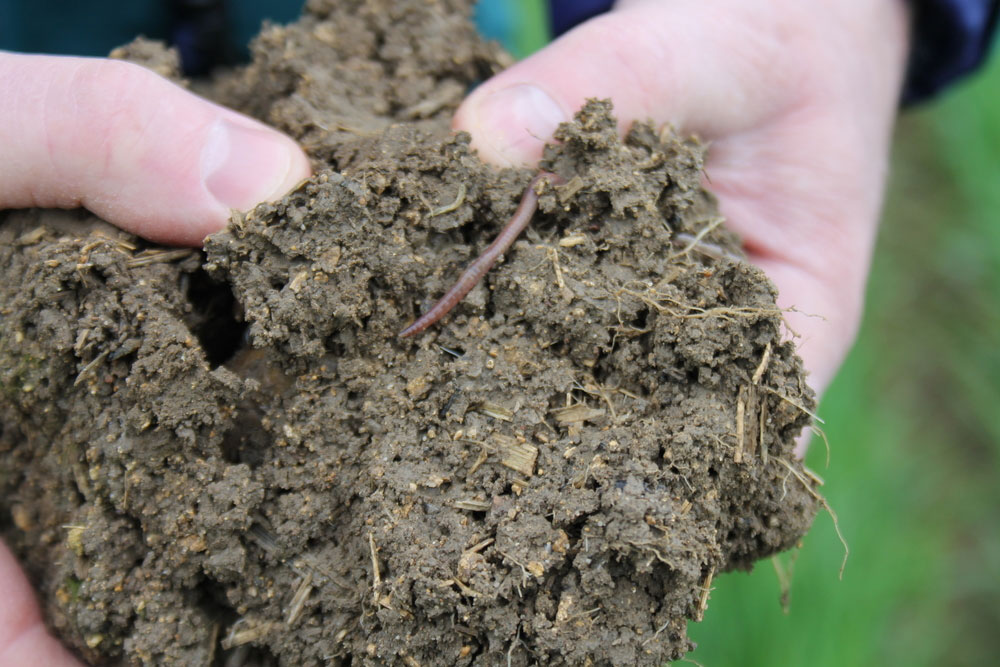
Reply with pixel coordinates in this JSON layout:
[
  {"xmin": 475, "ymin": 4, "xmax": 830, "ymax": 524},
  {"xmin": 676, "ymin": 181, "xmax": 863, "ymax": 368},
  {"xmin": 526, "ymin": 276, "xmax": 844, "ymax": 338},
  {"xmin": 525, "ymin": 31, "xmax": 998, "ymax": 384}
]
[
  {"xmin": 547, "ymin": 0, "xmax": 613, "ymax": 37},
  {"xmin": 0, "ymin": 0, "xmax": 170, "ymax": 57},
  {"xmin": 548, "ymin": 0, "xmax": 999, "ymax": 104},
  {"xmin": 905, "ymin": 0, "xmax": 999, "ymax": 103},
  {"xmin": 0, "ymin": 0, "xmax": 302, "ymax": 75}
]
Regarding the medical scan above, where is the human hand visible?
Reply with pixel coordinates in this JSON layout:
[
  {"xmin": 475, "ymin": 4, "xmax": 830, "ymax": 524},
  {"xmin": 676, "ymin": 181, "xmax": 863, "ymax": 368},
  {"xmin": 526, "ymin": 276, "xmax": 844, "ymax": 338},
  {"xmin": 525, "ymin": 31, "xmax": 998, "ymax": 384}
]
[
  {"xmin": 0, "ymin": 51, "xmax": 311, "ymax": 662},
  {"xmin": 454, "ymin": 0, "xmax": 909, "ymax": 398},
  {"xmin": 0, "ymin": 541, "xmax": 81, "ymax": 665},
  {"xmin": 0, "ymin": 52, "xmax": 311, "ymax": 245}
]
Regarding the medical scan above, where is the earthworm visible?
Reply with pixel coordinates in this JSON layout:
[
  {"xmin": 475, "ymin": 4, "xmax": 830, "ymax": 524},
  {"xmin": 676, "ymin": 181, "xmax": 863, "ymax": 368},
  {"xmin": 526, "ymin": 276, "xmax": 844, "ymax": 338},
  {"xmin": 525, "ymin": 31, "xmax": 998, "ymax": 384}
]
[{"xmin": 399, "ymin": 171, "xmax": 563, "ymax": 338}]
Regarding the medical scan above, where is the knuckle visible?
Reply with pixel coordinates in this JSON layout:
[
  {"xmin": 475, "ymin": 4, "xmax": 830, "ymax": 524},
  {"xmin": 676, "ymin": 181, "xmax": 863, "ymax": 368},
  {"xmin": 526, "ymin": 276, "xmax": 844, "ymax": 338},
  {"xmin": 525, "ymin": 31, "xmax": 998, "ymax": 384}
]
[{"xmin": 55, "ymin": 58, "xmax": 171, "ymax": 180}]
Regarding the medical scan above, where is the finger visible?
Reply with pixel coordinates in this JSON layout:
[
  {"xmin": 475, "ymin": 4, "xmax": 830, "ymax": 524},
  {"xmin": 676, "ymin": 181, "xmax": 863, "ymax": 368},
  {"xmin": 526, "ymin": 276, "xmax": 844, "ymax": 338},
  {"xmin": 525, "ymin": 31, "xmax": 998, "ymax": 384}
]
[
  {"xmin": 0, "ymin": 541, "xmax": 83, "ymax": 666},
  {"xmin": 0, "ymin": 53, "xmax": 311, "ymax": 245},
  {"xmin": 453, "ymin": 0, "xmax": 804, "ymax": 166},
  {"xmin": 754, "ymin": 256, "xmax": 864, "ymax": 399}
]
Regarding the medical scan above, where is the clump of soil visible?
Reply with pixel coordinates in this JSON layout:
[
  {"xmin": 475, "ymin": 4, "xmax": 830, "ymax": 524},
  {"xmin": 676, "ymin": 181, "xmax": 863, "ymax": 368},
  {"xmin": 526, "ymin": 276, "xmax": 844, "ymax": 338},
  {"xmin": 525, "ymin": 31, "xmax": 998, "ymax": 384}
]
[{"xmin": 0, "ymin": 1, "xmax": 819, "ymax": 664}]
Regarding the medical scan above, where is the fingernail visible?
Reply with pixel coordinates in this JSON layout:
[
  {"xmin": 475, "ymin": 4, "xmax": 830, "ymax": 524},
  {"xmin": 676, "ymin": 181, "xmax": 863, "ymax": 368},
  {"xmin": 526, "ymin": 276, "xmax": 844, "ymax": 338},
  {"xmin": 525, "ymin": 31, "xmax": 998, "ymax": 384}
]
[
  {"xmin": 472, "ymin": 84, "xmax": 567, "ymax": 166},
  {"xmin": 202, "ymin": 118, "xmax": 304, "ymax": 211}
]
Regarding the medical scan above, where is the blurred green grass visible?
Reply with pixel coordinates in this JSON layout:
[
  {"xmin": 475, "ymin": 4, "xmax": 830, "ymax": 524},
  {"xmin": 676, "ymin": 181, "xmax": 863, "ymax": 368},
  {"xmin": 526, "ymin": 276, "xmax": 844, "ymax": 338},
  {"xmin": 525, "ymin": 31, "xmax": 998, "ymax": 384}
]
[{"xmin": 688, "ymin": 47, "xmax": 1000, "ymax": 667}]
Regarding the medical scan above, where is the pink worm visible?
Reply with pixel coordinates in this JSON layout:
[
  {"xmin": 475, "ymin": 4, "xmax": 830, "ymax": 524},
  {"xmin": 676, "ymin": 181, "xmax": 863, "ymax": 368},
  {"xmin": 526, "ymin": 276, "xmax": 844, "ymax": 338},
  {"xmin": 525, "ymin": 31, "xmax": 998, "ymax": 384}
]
[{"xmin": 400, "ymin": 172, "xmax": 563, "ymax": 338}]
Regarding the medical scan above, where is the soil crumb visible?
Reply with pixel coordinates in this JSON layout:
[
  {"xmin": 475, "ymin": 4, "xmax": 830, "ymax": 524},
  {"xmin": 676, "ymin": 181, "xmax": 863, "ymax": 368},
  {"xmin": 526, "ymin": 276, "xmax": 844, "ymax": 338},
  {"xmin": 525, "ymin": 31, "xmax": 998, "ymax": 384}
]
[{"xmin": 1, "ymin": 1, "xmax": 818, "ymax": 665}]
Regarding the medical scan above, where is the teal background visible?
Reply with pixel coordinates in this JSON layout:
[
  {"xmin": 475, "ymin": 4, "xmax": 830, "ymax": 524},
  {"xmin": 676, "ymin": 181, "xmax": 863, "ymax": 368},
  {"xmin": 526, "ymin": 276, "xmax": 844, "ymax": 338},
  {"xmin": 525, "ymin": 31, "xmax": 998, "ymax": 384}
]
[
  {"xmin": 0, "ymin": 0, "xmax": 302, "ymax": 59},
  {"xmin": 0, "ymin": 1, "xmax": 536, "ymax": 60}
]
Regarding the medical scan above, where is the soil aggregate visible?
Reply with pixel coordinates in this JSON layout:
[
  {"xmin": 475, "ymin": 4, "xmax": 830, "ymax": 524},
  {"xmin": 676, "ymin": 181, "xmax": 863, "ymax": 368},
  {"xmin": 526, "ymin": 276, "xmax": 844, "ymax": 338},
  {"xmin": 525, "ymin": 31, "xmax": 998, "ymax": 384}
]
[{"xmin": 0, "ymin": 1, "xmax": 820, "ymax": 664}]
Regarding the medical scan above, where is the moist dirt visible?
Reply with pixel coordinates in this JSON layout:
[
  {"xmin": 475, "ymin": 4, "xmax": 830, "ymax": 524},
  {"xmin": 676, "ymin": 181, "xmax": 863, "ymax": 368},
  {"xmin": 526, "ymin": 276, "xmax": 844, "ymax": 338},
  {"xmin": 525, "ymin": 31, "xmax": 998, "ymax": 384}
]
[{"xmin": 0, "ymin": 1, "xmax": 819, "ymax": 665}]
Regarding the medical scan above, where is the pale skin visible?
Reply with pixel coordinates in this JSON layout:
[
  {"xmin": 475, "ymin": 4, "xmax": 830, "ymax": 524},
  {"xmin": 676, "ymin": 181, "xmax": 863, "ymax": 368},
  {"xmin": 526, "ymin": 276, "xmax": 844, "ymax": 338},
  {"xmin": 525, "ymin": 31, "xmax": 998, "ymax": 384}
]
[{"xmin": 0, "ymin": 0, "xmax": 908, "ymax": 660}]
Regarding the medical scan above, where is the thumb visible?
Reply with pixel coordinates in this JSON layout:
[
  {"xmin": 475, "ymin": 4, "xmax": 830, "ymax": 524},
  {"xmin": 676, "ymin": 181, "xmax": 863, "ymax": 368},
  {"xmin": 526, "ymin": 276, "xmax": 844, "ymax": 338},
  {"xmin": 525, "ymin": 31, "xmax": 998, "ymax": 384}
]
[
  {"xmin": 0, "ymin": 53, "xmax": 311, "ymax": 246},
  {"xmin": 453, "ymin": 0, "xmax": 783, "ymax": 166}
]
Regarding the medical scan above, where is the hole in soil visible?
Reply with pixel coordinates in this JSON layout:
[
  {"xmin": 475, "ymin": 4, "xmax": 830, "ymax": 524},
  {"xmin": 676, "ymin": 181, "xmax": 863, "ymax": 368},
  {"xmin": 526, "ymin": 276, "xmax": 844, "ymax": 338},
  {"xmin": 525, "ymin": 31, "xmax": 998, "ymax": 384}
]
[
  {"xmin": 633, "ymin": 306, "xmax": 650, "ymax": 331},
  {"xmin": 192, "ymin": 577, "xmax": 283, "ymax": 666},
  {"xmin": 184, "ymin": 267, "xmax": 246, "ymax": 367},
  {"xmin": 217, "ymin": 643, "xmax": 281, "ymax": 666},
  {"xmin": 366, "ymin": 275, "xmax": 390, "ymax": 300},
  {"xmin": 563, "ymin": 513, "xmax": 592, "ymax": 543},
  {"xmin": 438, "ymin": 343, "xmax": 466, "ymax": 358},
  {"xmin": 219, "ymin": 409, "xmax": 268, "ymax": 468},
  {"xmin": 590, "ymin": 359, "xmax": 611, "ymax": 384}
]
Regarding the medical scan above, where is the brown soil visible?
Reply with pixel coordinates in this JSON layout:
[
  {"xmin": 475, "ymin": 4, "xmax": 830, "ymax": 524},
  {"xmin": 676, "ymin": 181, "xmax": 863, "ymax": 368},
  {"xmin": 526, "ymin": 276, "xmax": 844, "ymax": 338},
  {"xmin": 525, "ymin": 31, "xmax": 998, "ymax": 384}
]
[{"xmin": 0, "ymin": 1, "xmax": 819, "ymax": 665}]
